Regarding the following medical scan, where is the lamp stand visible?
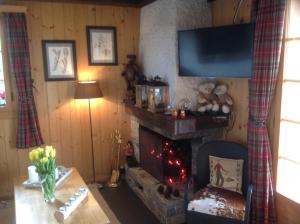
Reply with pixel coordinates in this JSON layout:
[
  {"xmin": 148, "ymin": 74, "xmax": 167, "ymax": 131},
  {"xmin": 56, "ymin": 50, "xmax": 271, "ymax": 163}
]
[{"xmin": 88, "ymin": 99, "xmax": 103, "ymax": 189}]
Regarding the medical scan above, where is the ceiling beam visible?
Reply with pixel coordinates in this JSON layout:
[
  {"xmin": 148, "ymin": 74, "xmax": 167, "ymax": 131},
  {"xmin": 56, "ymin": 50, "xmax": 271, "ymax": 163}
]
[
  {"xmin": 138, "ymin": 0, "xmax": 156, "ymax": 7},
  {"xmin": 1, "ymin": 0, "xmax": 156, "ymax": 8}
]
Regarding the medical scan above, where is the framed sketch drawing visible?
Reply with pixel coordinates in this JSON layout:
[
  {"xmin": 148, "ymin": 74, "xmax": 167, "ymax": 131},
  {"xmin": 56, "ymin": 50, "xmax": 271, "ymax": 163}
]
[
  {"xmin": 42, "ymin": 40, "xmax": 77, "ymax": 81},
  {"xmin": 86, "ymin": 26, "xmax": 118, "ymax": 65}
]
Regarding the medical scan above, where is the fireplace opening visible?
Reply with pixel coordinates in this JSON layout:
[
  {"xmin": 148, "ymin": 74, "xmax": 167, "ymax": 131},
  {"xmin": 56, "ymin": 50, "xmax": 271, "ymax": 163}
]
[{"xmin": 139, "ymin": 126, "xmax": 191, "ymax": 185}]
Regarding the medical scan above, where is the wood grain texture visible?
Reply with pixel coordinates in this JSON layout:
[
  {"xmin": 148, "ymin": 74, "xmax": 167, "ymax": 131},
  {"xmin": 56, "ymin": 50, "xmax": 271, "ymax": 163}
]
[
  {"xmin": 211, "ymin": 0, "xmax": 251, "ymax": 145},
  {"xmin": 0, "ymin": 5, "xmax": 27, "ymax": 13},
  {"xmin": 14, "ymin": 168, "xmax": 110, "ymax": 224},
  {"xmin": 0, "ymin": 0, "xmax": 140, "ymax": 197}
]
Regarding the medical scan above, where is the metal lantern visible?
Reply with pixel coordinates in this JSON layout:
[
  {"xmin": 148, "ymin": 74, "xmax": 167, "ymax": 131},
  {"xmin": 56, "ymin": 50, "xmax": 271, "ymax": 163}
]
[
  {"xmin": 147, "ymin": 76, "xmax": 169, "ymax": 113},
  {"xmin": 135, "ymin": 83, "xmax": 148, "ymax": 108}
]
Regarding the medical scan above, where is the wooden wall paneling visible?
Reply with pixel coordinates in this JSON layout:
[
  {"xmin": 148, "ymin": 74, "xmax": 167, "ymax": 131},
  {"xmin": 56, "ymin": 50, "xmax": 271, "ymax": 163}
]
[
  {"xmin": 94, "ymin": 5, "xmax": 116, "ymax": 180},
  {"xmin": 3, "ymin": 119, "xmax": 19, "ymax": 197},
  {"xmin": 119, "ymin": 7, "xmax": 139, "ymax": 164},
  {"xmin": 0, "ymin": 120, "xmax": 10, "ymax": 196},
  {"xmin": 63, "ymin": 2, "xmax": 85, "ymax": 179},
  {"xmin": 41, "ymin": 2, "xmax": 64, "ymax": 166},
  {"xmin": 86, "ymin": 4, "xmax": 101, "ymax": 181},
  {"xmin": 74, "ymin": 3, "xmax": 94, "ymax": 182},
  {"xmin": 28, "ymin": 1, "xmax": 51, "ymax": 145},
  {"xmin": 211, "ymin": 0, "xmax": 251, "ymax": 145},
  {"xmin": 51, "ymin": 2, "xmax": 74, "ymax": 168},
  {"xmin": 74, "ymin": 3, "xmax": 92, "ymax": 181},
  {"xmin": 115, "ymin": 6, "xmax": 127, "ymax": 166},
  {"xmin": 0, "ymin": 0, "xmax": 140, "ymax": 196}
]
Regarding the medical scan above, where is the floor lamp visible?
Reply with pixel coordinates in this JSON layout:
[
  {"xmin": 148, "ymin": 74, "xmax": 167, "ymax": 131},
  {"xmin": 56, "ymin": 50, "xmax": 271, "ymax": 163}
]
[{"xmin": 74, "ymin": 81, "xmax": 103, "ymax": 187}]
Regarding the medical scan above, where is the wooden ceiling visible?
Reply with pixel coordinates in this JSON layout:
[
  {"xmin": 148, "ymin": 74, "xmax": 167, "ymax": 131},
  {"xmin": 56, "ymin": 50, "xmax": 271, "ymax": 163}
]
[{"xmin": 7, "ymin": 0, "xmax": 157, "ymax": 7}]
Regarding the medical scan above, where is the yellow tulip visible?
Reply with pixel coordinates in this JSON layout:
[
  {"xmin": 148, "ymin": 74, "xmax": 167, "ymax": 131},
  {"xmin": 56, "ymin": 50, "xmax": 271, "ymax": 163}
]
[
  {"xmin": 41, "ymin": 157, "xmax": 48, "ymax": 164},
  {"xmin": 45, "ymin": 147, "xmax": 51, "ymax": 157},
  {"xmin": 29, "ymin": 150, "xmax": 36, "ymax": 161},
  {"xmin": 50, "ymin": 148, "xmax": 56, "ymax": 158},
  {"xmin": 36, "ymin": 147, "xmax": 44, "ymax": 158}
]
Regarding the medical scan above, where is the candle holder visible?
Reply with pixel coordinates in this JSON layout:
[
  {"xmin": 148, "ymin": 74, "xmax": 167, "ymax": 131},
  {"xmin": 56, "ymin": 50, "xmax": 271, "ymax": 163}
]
[{"xmin": 148, "ymin": 76, "xmax": 169, "ymax": 113}]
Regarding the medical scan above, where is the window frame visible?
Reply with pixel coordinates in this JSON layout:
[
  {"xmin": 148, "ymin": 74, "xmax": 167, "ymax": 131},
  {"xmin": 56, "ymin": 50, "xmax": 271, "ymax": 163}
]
[
  {"xmin": 274, "ymin": 0, "xmax": 300, "ymax": 204},
  {"xmin": 0, "ymin": 16, "xmax": 16, "ymax": 117}
]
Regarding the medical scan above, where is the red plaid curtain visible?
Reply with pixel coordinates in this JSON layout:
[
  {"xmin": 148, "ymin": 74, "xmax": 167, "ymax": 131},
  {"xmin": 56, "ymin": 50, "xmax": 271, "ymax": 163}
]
[
  {"xmin": 248, "ymin": 0, "xmax": 286, "ymax": 224},
  {"xmin": 3, "ymin": 13, "xmax": 44, "ymax": 148}
]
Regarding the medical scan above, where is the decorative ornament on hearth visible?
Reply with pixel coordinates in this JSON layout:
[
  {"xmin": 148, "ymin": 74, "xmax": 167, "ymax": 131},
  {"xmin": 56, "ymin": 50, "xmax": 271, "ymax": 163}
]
[
  {"xmin": 196, "ymin": 81, "xmax": 215, "ymax": 113},
  {"xmin": 212, "ymin": 84, "xmax": 233, "ymax": 114}
]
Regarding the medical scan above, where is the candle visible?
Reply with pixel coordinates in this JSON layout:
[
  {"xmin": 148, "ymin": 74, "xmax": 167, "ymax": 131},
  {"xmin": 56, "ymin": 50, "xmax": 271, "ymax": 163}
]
[{"xmin": 28, "ymin": 165, "xmax": 39, "ymax": 183}]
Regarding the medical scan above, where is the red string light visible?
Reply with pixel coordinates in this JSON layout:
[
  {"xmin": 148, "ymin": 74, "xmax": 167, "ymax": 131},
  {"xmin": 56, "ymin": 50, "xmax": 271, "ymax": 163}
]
[
  {"xmin": 168, "ymin": 177, "xmax": 174, "ymax": 184},
  {"xmin": 175, "ymin": 160, "xmax": 181, "ymax": 166},
  {"xmin": 168, "ymin": 150, "xmax": 174, "ymax": 155}
]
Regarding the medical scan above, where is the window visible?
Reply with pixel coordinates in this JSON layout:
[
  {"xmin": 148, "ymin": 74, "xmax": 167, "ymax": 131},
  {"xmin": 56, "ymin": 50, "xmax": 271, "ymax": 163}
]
[
  {"xmin": 0, "ymin": 26, "xmax": 6, "ymax": 106},
  {"xmin": 276, "ymin": 0, "xmax": 300, "ymax": 203}
]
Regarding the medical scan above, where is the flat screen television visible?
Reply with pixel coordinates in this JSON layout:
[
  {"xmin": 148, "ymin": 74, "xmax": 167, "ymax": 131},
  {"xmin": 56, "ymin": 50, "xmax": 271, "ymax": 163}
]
[{"xmin": 178, "ymin": 23, "xmax": 255, "ymax": 78}]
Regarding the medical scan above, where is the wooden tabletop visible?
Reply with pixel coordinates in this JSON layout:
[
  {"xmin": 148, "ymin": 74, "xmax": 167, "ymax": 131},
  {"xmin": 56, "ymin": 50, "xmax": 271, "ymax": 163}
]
[{"xmin": 14, "ymin": 168, "xmax": 110, "ymax": 224}]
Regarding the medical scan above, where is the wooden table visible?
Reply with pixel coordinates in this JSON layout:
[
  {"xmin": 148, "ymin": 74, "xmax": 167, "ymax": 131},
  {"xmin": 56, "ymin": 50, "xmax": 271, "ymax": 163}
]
[{"xmin": 14, "ymin": 168, "xmax": 110, "ymax": 224}]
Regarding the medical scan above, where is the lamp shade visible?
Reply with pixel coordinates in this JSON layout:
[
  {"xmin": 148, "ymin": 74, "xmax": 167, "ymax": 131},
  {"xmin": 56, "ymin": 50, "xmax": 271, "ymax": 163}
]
[{"xmin": 74, "ymin": 81, "xmax": 103, "ymax": 99}]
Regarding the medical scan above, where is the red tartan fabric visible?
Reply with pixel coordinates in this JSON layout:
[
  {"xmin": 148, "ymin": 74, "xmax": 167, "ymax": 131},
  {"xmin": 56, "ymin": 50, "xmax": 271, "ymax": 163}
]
[
  {"xmin": 248, "ymin": 1, "xmax": 285, "ymax": 224},
  {"xmin": 3, "ymin": 13, "xmax": 44, "ymax": 148}
]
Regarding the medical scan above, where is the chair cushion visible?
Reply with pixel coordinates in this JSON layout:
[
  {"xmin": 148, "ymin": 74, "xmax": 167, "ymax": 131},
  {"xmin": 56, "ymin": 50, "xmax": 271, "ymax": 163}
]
[
  {"xmin": 209, "ymin": 155, "xmax": 244, "ymax": 193},
  {"xmin": 187, "ymin": 187, "xmax": 245, "ymax": 221}
]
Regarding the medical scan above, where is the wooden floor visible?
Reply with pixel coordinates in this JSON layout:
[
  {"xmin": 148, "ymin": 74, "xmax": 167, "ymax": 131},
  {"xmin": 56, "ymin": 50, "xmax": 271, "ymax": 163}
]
[
  {"xmin": 0, "ymin": 200, "xmax": 14, "ymax": 224},
  {"xmin": 0, "ymin": 184, "xmax": 119, "ymax": 224},
  {"xmin": 100, "ymin": 181, "xmax": 161, "ymax": 224}
]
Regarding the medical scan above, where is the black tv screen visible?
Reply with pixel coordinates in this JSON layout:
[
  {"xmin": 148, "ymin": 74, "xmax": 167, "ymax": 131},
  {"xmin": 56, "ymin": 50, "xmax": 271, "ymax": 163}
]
[{"xmin": 178, "ymin": 23, "xmax": 255, "ymax": 78}]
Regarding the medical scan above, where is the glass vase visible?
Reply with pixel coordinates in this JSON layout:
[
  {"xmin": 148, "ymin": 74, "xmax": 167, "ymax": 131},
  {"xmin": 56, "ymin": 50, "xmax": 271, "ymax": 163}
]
[{"xmin": 39, "ymin": 171, "xmax": 56, "ymax": 203}]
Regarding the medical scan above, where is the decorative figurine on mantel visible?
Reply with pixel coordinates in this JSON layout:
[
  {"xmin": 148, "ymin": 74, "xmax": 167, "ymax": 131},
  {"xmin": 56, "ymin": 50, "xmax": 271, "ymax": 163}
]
[
  {"xmin": 195, "ymin": 81, "xmax": 233, "ymax": 115},
  {"xmin": 121, "ymin": 54, "xmax": 141, "ymax": 105},
  {"xmin": 148, "ymin": 76, "xmax": 169, "ymax": 113}
]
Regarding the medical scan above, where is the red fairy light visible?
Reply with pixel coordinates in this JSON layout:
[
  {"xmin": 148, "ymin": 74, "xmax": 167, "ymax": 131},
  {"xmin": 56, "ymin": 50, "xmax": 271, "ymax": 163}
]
[
  {"xmin": 168, "ymin": 150, "xmax": 174, "ymax": 155},
  {"xmin": 168, "ymin": 160, "xmax": 173, "ymax": 165},
  {"xmin": 168, "ymin": 177, "xmax": 174, "ymax": 184},
  {"xmin": 175, "ymin": 160, "xmax": 181, "ymax": 166},
  {"xmin": 150, "ymin": 149, "xmax": 155, "ymax": 155},
  {"xmin": 180, "ymin": 168, "xmax": 185, "ymax": 173},
  {"xmin": 156, "ymin": 153, "xmax": 162, "ymax": 159}
]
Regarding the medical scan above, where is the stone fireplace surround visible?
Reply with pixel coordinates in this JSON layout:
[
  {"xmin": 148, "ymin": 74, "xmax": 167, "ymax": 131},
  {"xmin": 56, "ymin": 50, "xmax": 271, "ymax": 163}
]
[{"xmin": 126, "ymin": 107, "xmax": 226, "ymax": 224}]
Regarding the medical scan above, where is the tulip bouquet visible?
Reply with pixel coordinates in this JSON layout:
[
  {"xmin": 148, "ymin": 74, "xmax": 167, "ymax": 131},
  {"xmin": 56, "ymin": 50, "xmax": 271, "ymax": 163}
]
[{"xmin": 29, "ymin": 146, "xmax": 56, "ymax": 203}]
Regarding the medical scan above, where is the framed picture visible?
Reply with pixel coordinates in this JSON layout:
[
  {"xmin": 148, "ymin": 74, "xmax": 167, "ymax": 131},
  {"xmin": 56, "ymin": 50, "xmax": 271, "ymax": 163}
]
[
  {"xmin": 42, "ymin": 40, "xmax": 77, "ymax": 81},
  {"xmin": 86, "ymin": 26, "xmax": 118, "ymax": 65}
]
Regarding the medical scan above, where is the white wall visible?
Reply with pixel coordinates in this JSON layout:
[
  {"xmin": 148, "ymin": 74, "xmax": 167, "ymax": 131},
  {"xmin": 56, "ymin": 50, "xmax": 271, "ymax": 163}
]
[{"xmin": 140, "ymin": 0, "xmax": 212, "ymax": 109}]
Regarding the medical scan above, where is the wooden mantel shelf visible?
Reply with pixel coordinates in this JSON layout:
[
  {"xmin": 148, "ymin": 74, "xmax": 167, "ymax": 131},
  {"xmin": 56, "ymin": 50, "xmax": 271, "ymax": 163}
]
[{"xmin": 126, "ymin": 105, "xmax": 228, "ymax": 140}]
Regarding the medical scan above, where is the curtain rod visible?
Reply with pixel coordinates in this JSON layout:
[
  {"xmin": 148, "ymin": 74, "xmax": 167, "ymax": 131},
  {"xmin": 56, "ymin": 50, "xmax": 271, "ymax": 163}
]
[{"xmin": 0, "ymin": 5, "xmax": 27, "ymax": 13}]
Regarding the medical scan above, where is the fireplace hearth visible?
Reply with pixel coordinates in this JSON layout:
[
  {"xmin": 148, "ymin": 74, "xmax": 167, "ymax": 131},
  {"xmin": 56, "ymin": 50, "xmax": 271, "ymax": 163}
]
[
  {"xmin": 126, "ymin": 106, "xmax": 228, "ymax": 224},
  {"xmin": 139, "ymin": 126, "xmax": 191, "ymax": 185}
]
